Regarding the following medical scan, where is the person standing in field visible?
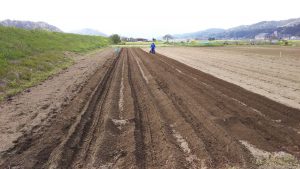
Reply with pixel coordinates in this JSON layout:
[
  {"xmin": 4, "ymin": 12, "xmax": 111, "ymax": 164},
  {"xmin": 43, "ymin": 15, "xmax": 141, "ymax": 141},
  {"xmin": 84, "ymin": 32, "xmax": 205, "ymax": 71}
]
[{"xmin": 150, "ymin": 42, "xmax": 156, "ymax": 54}]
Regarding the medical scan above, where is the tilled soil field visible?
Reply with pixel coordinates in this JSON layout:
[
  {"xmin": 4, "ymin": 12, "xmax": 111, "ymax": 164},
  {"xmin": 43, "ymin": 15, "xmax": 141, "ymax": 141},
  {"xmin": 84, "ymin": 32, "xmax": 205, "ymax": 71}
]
[
  {"xmin": 0, "ymin": 48, "xmax": 300, "ymax": 169},
  {"xmin": 156, "ymin": 46, "xmax": 300, "ymax": 110}
]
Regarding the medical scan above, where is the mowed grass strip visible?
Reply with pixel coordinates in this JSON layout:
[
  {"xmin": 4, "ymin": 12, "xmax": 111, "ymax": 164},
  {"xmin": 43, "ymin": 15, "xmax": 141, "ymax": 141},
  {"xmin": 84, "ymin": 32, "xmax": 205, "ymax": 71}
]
[{"xmin": 0, "ymin": 26, "xmax": 110, "ymax": 100}]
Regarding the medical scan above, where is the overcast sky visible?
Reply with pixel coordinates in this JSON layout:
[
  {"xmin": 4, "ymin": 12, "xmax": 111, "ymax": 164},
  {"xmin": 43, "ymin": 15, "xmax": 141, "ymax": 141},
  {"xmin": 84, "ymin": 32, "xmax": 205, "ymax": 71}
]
[{"xmin": 1, "ymin": 0, "xmax": 300, "ymax": 38}]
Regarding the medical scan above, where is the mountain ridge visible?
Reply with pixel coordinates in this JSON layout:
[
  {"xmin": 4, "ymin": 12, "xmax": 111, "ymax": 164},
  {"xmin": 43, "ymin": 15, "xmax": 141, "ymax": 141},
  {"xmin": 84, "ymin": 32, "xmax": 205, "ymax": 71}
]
[
  {"xmin": 0, "ymin": 19, "xmax": 62, "ymax": 32},
  {"xmin": 174, "ymin": 17, "xmax": 300, "ymax": 39}
]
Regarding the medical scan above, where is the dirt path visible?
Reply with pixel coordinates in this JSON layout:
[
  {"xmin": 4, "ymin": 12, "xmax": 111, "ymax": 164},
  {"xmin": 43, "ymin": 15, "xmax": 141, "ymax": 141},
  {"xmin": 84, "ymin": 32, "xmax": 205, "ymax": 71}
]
[
  {"xmin": 0, "ymin": 49, "xmax": 114, "ymax": 162},
  {"xmin": 0, "ymin": 48, "xmax": 299, "ymax": 169},
  {"xmin": 156, "ymin": 46, "xmax": 300, "ymax": 110}
]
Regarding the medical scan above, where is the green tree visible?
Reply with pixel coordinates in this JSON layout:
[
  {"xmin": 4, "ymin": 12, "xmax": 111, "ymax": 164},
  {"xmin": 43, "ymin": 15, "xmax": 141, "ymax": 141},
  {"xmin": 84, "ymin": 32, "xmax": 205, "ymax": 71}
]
[{"xmin": 110, "ymin": 34, "xmax": 121, "ymax": 44}]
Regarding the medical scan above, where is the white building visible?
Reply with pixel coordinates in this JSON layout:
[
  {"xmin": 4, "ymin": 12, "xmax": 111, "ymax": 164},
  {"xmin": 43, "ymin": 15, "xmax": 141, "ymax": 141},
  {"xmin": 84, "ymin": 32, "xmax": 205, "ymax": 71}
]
[
  {"xmin": 255, "ymin": 33, "xmax": 270, "ymax": 40},
  {"xmin": 291, "ymin": 36, "xmax": 300, "ymax": 40}
]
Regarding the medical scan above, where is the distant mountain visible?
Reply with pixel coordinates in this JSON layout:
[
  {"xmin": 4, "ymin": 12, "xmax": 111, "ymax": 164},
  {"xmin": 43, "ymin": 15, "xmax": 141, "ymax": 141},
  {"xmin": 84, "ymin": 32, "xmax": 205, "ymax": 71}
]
[
  {"xmin": 70, "ymin": 28, "xmax": 107, "ymax": 37},
  {"xmin": 276, "ymin": 24, "xmax": 300, "ymax": 37},
  {"xmin": 174, "ymin": 17, "xmax": 300, "ymax": 39},
  {"xmin": 174, "ymin": 28, "xmax": 225, "ymax": 39},
  {"xmin": 0, "ymin": 19, "xmax": 62, "ymax": 32}
]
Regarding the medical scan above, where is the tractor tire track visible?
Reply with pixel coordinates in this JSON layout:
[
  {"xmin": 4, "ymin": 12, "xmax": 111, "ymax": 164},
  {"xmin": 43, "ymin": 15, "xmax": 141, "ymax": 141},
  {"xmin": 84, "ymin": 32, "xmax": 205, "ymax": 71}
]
[{"xmin": 45, "ymin": 49, "xmax": 121, "ymax": 169}]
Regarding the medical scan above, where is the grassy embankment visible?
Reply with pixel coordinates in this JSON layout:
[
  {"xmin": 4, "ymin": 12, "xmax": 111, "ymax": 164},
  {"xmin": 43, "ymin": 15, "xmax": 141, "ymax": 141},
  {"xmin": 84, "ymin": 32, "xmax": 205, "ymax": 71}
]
[{"xmin": 0, "ymin": 26, "xmax": 110, "ymax": 100}]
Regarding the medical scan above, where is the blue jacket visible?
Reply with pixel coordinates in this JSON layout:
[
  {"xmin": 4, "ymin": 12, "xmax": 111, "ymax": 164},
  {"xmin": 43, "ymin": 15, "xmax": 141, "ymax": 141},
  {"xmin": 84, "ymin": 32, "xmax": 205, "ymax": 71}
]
[{"xmin": 151, "ymin": 43, "xmax": 156, "ymax": 49}]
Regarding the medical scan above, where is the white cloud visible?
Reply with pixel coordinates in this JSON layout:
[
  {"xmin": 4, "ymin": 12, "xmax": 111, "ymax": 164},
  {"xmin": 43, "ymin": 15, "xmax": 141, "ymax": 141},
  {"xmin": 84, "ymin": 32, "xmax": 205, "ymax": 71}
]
[{"xmin": 1, "ymin": 0, "xmax": 299, "ymax": 38}]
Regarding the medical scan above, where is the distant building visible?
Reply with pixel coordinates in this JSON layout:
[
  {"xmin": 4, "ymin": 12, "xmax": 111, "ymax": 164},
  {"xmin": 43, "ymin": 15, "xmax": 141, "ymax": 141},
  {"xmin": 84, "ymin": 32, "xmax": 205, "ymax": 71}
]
[
  {"xmin": 121, "ymin": 37, "xmax": 138, "ymax": 42},
  {"xmin": 122, "ymin": 38, "xmax": 149, "ymax": 42},
  {"xmin": 255, "ymin": 31, "xmax": 283, "ymax": 40},
  {"xmin": 169, "ymin": 39, "xmax": 191, "ymax": 43},
  {"xmin": 121, "ymin": 37, "xmax": 129, "ymax": 41},
  {"xmin": 291, "ymin": 36, "xmax": 300, "ymax": 40},
  {"xmin": 136, "ymin": 38, "xmax": 148, "ymax": 42},
  {"xmin": 273, "ymin": 31, "xmax": 278, "ymax": 37},
  {"xmin": 280, "ymin": 35, "xmax": 291, "ymax": 40},
  {"xmin": 128, "ymin": 38, "xmax": 137, "ymax": 42},
  {"xmin": 255, "ymin": 33, "xmax": 271, "ymax": 40}
]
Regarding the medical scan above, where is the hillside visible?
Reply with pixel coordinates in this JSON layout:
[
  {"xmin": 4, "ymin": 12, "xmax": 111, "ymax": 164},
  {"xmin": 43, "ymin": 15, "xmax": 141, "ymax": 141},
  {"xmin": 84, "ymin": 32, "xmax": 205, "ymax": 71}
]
[
  {"xmin": 174, "ymin": 17, "xmax": 300, "ymax": 39},
  {"xmin": 277, "ymin": 23, "xmax": 300, "ymax": 36},
  {"xmin": 70, "ymin": 28, "xmax": 107, "ymax": 36},
  {"xmin": 0, "ymin": 19, "xmax": 62, "ymax": 32},
  {"xmin": 0, "ymin": 26, "xmax": 111, "ymax": 99},
  {"xmin": 174, "ymin": 28, "xmax": 225, "ymax": 39}
]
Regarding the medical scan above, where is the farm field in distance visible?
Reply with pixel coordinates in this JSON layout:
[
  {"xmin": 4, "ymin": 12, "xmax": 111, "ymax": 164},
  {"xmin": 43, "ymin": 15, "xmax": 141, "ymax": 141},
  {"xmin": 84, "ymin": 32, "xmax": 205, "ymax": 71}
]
[{"xmin": 156, "ymin": 46, "xmax": 300, "ymax": 110}]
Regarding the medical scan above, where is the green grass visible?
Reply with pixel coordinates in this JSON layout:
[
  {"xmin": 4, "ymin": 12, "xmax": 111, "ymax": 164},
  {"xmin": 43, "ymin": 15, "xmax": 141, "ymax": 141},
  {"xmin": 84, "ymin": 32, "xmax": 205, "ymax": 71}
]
[
  {"xmin": 289, "ymin": 40, "xmax": 300, "ymax": 47},
  {"xmin": 0, "ymin": 26, "xmax": 110, "ymax": 100}
]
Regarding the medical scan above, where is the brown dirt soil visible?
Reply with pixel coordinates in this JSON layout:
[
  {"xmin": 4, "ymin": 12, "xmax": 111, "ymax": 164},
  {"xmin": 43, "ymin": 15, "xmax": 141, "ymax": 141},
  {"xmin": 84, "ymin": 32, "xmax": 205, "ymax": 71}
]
[
  {"xmin": 0, "ymin": 48, "xmax": 299, "ymax": 169},
  {"xmin": 155, "ymin": 46, "xmax": 300, "ymax": 110},
  {"xmin": 0, "ymin": 49, "xmax": 114, "ymax": 158}
]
